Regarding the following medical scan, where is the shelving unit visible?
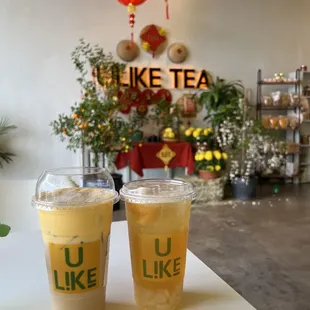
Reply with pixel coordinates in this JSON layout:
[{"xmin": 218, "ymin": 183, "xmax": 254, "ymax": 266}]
[
  {"xmin": 291, "ymin": 71, "xmax": 310, "ymax": 183},
  {"xmin": 256, "ymin": 69, "xmax": 301, "ymax": 182}
]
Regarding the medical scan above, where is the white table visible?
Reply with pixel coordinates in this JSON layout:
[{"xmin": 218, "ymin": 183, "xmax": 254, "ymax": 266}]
[{"xmin": 0, "ymin": 221, "xmax": 256, "ymax": 310}]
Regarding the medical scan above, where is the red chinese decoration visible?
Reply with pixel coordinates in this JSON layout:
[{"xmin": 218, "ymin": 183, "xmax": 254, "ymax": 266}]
[
  {"xmin": 155, "ymin": 89, "xmax": 172, "ymax": 103},
  {"xmin": 118, "ymin": 0, "xmax": 147, "ymax": 46},
  {"xmin": 136, "ymin": 103, "xmax": 148, "ymax": 117},
  {"xmin": 124, "ymin": 87, "xmax": 141, "ymax": 106},
  {"xmin": 165, "ymin": 0, "xmax": 169, "ymax": 19},
  {"xmin": 140, "ymin": 24, "xmax": 167, "ymax": 58},
  {"xmin": 140, "ymin": 89, "xmax": 155, "ymax": 105}
]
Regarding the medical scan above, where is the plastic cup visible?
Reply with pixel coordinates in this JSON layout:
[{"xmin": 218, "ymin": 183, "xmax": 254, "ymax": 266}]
[
  {"xmin": 120, "ymin": 179, "xmax": 196, "ymax": 310},
  {"xmin": 32, "ymin": 167, "xmax": 119, "ymax": 310}
]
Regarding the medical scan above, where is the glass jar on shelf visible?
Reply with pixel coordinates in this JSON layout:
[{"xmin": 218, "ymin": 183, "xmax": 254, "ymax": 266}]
[
  {"xmin": 281, "ymin": 93, "xmax": 290, "ymax": 106},
  {"xmin": 289, "ymin": 116, "xmax": 298, "ymax": 130},
  {"xmin": 262, "ymin": 115, "xmax": 271, "ymax": 129},
  {"xmin": 278, "ymin": 116, "xmax": 288, "ymax": 129},
  {"xmin": 269, "ymin": 116, "xmax": 279, "ymax": 130},
  {"xmin": 262, "ymin": 95, "xmax": 272, "ymax": 106},
  {"xmin": 289, "ymin": 94, "xmax": 299, "ymax": 106},
  {"xmin": 271, "ymin": 91, "xmax": 281, "ymax": 106}
]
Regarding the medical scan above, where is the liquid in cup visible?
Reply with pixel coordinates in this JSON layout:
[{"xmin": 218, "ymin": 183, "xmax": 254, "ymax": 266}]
[
  {"xmin": 120, "ymin": 179, "xmax": 196, "ymax": 310},
  {"xmin": 33, "ymin": 168, "xmax": 118, "ymax": 310}
]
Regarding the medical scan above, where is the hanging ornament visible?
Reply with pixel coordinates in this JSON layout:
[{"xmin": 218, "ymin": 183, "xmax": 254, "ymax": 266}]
[
  {"xmin": 167, "ymin": 43, "xmax": 188, "ymax": 64},
  {"xmin": 165, "ymin": 0, "xmax": 169, "ymax": 19},
  {"xmin": 118, "ymin": 0, "xmax": 147, "ymax": 46},
  {"xmin": 140, "ymin": 89, "xmax": 155, "ymax": 105},
  {"xmin": 136, "ymin": 103, "xmax": 148, "ymax": 117},
  {"xmin": 119, "ymin": 100, "xmax": 131, "ymax": 114},
  {"xmin": 176, "ymin": 94, "xmax": 200, "ymax": 118},
  {"xmin": 116, "ymin": 40, "xmax": 139, "ymax": 62},
  {"xmin": 124, "ymin": 87, "xmax": 141, "ymax": 106},
  {"xmin": 155, "ymin": 89, "xmax": 172, "ymax": 103},
  {"xmin": 140, "ymin": 24, "xmax": 167, "ymax": 58}
]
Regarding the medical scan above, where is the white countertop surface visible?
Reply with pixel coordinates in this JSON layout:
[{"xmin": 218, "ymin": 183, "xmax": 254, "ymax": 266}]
[{"xmin": 0, "ymin": 221, "xmax": 256, "ymax": 310}]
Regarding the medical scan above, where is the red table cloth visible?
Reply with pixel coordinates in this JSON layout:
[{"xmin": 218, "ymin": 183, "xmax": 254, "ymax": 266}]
[{"xmin": 115, "ymin": 142, "xmax": 195, "ymax": 177}]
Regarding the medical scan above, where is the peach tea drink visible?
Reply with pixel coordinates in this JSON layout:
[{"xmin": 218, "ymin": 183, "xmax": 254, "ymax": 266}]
[
  {"xmin": 120, "ymin": 179, "xmax": 196, "ymax": 310},
  {"xmin": 33, "ymin": 168, "xmax": 119, "ymax": 310}
]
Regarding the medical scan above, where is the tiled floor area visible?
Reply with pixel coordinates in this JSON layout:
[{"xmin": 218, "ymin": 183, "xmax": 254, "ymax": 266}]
[{"xmin": 113, "ymin": 184, "xmax": 310, "ymax": 310}]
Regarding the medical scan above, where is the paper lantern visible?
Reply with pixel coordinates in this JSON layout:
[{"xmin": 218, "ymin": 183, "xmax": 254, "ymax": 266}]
[{"xmin": 118, "ymin": 0, "xmax": 147, "ymax": 45}]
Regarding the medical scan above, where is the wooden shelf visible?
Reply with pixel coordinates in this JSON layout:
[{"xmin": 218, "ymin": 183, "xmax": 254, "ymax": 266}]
[
  {"xmin": 258, "ymin": 81, "xmax": 300, "ymax": 85},
  {"xmin": 260, "ymin": 174, "xmax": 299, "ymax": 179},
  {"xmin": 258, "ymin": 105, "xmax": 300, "ymax": 111},
  {"xmin": 264, "ymin": 128, "xmax": 299, "ymax": 131},
  {"xmin": 300, "ymin": 162, "xmax": 310, "ymax": 166},
  {"xmin": 300, "ymin": 144, "xmax": 310, "ymax": 148}
]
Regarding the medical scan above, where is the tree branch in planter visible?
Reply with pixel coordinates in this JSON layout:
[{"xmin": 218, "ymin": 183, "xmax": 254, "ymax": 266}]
[{"xmin": 51, "ymin": 40, "xmax": 130, "ymax": 167}]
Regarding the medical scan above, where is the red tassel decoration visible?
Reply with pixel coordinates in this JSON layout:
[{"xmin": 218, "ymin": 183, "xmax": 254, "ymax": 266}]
[
  {"xmin": 131, "ymin": 32, "xmax": 134, "ymax": 48},
  {"xmin": 165, "ymin": 0, "xmax": 169, "ymax": 19},
  {"xmin": 128, "ymin": 7, "xmax": 136, "ymax": 48}
]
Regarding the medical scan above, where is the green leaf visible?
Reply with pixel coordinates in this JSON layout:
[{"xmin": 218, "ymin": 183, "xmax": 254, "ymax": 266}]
[{"xmin": 0, "ymin": 224, "xmax": 11, "ymax": 237}]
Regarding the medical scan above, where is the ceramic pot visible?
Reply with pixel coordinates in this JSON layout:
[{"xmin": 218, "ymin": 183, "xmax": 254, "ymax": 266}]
[{"xmin": 199, "ymin": 170, "xmax": 219, "ymax": 181}]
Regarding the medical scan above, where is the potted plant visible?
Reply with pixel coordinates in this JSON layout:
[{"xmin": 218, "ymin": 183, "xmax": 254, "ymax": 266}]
[
  {"xmin": 195, "ymin": 149, "xmax": 228, "ymax": 181},
  {"xmin": 51, "ymin": 40, "xmax": 128, "ymax": 166},
  {"xmin": 51, "ymin": 40, "xmax": 129, "ymax": 210},
  {"xmin": 149, "ymin": 100, "xmax": 181, "ymax": 141},
  {"xmin": 199, "ymin": 76, "xmax": 244, "ymax": 129},
  {"xmin": 217, "ymin": 102, "xmax": 283, "ymax": 200},
  {"xmin": 184, "ymin": 127, "xmax": 214, "ymax": 150}
]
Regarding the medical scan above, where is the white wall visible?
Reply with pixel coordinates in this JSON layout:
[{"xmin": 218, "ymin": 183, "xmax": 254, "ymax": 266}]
[{"xmin": 0, "ymin": 0, "xmax": 309, "ymax": 180}]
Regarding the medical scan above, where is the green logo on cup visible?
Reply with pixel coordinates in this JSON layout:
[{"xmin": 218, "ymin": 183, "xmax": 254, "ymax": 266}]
[
  {"xmin": 142, "ymin": 237, "xmax": 181, "ymax": 279},
  {"xmin": 49, "ymin": 241, "xmax": 101, "ymax": 294}
]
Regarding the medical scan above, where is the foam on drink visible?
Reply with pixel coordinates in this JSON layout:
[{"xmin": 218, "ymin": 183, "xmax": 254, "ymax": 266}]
[{"xmin": 33, "ymin": 168, "xmax": 118, "ymax": 310}]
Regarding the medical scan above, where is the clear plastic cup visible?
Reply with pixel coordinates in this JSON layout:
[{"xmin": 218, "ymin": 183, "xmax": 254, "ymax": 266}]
[
  {"xmin": 120, "ymin": 179, "xmax": 196, "ymax": 310},
  {"xmin": 32, "ymin": 167, "xmax": 119, "ymax": 310}
]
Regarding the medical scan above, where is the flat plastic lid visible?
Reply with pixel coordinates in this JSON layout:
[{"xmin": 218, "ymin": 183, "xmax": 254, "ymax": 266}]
[
  {"xmin": 120, "ymin": 178, "xmax": 196, "ymax": 203},
  {"xmin": 33, "ymin": 167, "xmax": 119, "ymax": 209}
]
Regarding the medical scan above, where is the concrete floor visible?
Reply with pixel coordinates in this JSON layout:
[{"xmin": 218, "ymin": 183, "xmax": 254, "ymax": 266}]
[{"xmin": 113, "ymin": 184, "xmax": 310, "ymax": 310}]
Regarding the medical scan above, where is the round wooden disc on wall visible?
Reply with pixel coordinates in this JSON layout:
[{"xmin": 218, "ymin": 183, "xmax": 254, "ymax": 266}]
[
  {"xmin": 168, "ymin": 43, "xmax": 188, "ymax": 63},
  {"xmin": 116, "ymin": 40, "xmax": 139, "ymax": 62}
]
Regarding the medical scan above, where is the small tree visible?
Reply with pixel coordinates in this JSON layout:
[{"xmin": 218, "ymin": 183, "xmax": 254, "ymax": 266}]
[{"xmin": 50, "ymin": 39, "xmax": 128, "ymax": 166}]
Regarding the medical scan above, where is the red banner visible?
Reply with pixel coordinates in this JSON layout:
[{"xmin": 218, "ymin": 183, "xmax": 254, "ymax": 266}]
[{"xmin": 115, "ymin": 142, "xmax": 195, "ymax": 177}]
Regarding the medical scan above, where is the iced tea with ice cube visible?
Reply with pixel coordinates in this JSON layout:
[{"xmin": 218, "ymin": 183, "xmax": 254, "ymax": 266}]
[{"xmin": 121, "ymin": 179, "xmax": 195, "ymax": 310}]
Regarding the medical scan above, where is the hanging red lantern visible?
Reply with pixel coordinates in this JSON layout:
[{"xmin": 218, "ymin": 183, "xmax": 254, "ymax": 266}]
[
  {"xmin": 118, "ymin": 0, "xmax": 147, "ymax": 46},
  {"xmin": 165, "ymin": 0, "xmax": 169, "ymax": 19}
]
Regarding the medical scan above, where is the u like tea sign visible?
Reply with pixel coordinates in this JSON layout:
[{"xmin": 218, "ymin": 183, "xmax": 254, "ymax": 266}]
[{"xmin": 120, "ymin": 67, "xmax": 211, "ymax": 90}]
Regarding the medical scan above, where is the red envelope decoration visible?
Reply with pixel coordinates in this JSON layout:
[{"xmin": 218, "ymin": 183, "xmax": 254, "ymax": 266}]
[{"xmin": 140, "ymin": 24, "xmax": 167, "ymax": 58}]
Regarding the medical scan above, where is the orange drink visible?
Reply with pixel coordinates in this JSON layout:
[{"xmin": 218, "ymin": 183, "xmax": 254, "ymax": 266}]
[
  {"xmin": 121, "ymin": 179, "xmax": 196, "ymax": 310},
  {"xmin": 33, "ymin": 168, "xmax": 119, "ymax": 310}
]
